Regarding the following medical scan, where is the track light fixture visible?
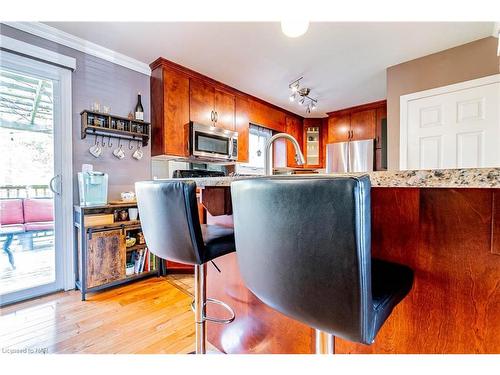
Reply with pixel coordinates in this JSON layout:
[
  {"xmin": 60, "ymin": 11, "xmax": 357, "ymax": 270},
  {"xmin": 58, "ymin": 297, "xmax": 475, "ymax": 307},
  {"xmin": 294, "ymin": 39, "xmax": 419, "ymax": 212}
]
[{"xmin": 288, "ymin": 77, "xmax": 318, "ymax": 114}]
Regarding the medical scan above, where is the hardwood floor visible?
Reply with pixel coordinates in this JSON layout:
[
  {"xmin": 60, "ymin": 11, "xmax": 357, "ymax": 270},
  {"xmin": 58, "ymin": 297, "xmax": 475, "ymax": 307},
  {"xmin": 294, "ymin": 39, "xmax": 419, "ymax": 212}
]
[{"xmin": 0, "ymin": 275, "xmax": 217, "ymax": 354}]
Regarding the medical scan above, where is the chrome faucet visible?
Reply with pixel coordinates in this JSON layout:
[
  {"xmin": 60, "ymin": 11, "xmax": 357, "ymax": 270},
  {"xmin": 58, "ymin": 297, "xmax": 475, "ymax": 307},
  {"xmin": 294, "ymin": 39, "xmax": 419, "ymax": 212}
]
[{"xmin": 264, "ymin": 133, "xmax": 306, "ymax": 176}]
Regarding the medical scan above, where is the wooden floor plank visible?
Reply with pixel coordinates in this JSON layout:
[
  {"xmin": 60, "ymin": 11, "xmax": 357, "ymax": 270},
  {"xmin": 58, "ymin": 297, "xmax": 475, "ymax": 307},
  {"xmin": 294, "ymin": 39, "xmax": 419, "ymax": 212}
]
[{"xmin": 0, "ymin": 276, "xmax": 212, "ymax": 354}]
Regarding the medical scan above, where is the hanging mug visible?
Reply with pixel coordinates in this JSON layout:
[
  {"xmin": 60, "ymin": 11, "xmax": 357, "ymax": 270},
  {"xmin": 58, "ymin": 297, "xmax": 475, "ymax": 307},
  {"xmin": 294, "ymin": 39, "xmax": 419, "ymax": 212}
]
[
  {"xmin": 89, "ymin": 136, "xmax": 102, "ymax": 158},
  {"xmin": 113, "ymin": 142, "xmax": 125, "ymax": 159},
  {"xmin": 132, "ymin": 143, "xmax": 143, "ymax": 160}
]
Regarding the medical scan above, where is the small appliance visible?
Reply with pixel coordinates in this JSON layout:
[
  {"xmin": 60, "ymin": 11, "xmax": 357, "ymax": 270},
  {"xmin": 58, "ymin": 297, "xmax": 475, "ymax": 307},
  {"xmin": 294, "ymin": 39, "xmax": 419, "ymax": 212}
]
[
  {"xmin": 190, "ymin": 122, "xmax": 238, "ymax": 161},
  {"xmin": 78, "ymin": 171, "xmax": 109, "ymax": 206}
]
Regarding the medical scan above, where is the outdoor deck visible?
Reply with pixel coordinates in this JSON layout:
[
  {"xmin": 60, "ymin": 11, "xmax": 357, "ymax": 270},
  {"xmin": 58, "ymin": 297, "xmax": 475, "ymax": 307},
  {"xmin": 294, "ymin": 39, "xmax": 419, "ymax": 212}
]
[{"xmin": 0, "ymin": 235, "xmax": 55, "ymax": 296}]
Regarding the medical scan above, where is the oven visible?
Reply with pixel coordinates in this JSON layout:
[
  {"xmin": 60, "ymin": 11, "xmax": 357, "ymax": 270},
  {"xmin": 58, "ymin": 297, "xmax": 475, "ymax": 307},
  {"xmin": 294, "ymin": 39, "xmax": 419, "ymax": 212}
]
[{"xmin": 190, "ymin": 122, "xmax": 238, "ymax": 161}]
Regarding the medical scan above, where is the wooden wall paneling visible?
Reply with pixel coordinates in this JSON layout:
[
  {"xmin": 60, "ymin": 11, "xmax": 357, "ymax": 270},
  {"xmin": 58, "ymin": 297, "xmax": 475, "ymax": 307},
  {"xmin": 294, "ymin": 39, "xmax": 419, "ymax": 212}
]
[
  {"xmin": 350, "ymin": 109, "xmax": 376, "ymax": 141},
  {"xmin": 190, "ymin": 78, "xmax": 215, "ymax": 126},
  {"xmin": 336, "ymin": 188, "xmax": 500, "ymax": 354},
  {"xmin": 327, "ymin": 113, "xmax": 350, "ymax": 143},
  {"xmin": 235, "ymin": 97, "xmax": 249, "ymax": 162},
  {"xmin": 150, "ymin": 67, "xmax": 165, "ymax": 156},
  {"xmin": 86, "ymin": 229, "xmax": 125, "ymax": 288},
  {"xmin": 164, "ymin": 68, "xmax": 190, "ymax": 156},
  {"xmin": 285, "ymin": 116, "xmax": 304, "ymax": 168},
  {"xmin": 491, "ymin": 190, "xmax": 500, "ymax": 255},
  {"xmin": 214, "ymin": 89, "xmax": 235, "ymax": 130}
]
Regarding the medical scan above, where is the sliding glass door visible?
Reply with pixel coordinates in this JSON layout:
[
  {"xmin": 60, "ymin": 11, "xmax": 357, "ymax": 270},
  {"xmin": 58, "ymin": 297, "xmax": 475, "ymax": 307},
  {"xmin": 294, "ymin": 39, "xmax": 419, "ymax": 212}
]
[{"xmin": 0, "ymin": 51, "xmax": 68, "ymax": 305}]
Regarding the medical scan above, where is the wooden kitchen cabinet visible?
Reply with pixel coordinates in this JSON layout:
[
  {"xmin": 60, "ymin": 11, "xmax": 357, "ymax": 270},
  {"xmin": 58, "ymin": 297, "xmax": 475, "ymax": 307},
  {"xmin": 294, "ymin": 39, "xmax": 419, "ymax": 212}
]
[
  {"xmin": 327, "ymin": 113, "xmax": 350, "ymax": 143},
  {"xmin": 285, "ymin": 116, "xmax": 304, "ymax": 168},
  {"xmin": 214, "ymin": 89, "xmax": 236, "ymax": 130},
  {"xmin": 350, "ymin": 109, "xmax": 376, "ymax": 141},
  {"xmin": 190, "ymin": 78, "xmax": 215, "ymax": 127},
  {"xmin": 190, "ymin": 78, "xmax": 235, "ymax": 130},
  {"xmin": 150, "ymin": 57, "xmax": 300, "ymax": 159},
  {"xmin": 235, "ymin": 97, "xmax": 249, "ymax": 162},
  {"xmin": 150, "ymin": 66, "xmax": 190, "ymax": 157}
]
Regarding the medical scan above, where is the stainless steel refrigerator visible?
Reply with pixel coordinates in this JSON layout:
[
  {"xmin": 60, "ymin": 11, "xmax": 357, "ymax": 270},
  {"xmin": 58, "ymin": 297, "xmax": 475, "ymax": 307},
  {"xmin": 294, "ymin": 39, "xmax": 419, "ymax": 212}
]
[{"xmin": 325, "ymin": 139, "xmax": 374, "ymax": 173}]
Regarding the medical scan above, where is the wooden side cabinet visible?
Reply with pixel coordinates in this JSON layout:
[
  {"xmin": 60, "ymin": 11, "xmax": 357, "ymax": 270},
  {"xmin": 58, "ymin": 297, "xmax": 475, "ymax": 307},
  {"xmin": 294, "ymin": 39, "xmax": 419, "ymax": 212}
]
[
  {"xmin": 87, "ymin": 229, "xmax": 125, "ymax": 288},
  {"xmin": 74, "ymin": 203, "xmax": 159, "ymax": 301}
]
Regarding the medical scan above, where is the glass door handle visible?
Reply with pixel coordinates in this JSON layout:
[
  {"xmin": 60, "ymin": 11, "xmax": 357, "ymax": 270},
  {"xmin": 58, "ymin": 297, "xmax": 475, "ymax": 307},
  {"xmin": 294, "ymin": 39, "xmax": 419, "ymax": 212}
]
[{"xmin": 49, "ymin": 175, "xmax": 61, "ymax": 195}]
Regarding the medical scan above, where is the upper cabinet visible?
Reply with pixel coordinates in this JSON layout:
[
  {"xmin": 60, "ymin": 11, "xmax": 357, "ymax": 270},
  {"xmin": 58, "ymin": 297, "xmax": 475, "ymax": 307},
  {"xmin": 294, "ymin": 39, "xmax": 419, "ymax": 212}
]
[
  {"xmin": 150, "ymin": 66, "xmax": 190, "ymax": 157},
  {"xmin": 235, "ymin": 97, "xmax": 249, "ymax": 163},
  {"xmin": 190, "ymin": 79, "xmax": 235, "ymax": 130},
  {"xmin": 327, "ymin": 113, "xmax": 350, "ymax": 143},
  {"xmin": 189, "ymin": 78, "xmax": 215, "ymax": 127},
  {"xmin": 150, "ymin": 58, "xmax": 302, "ymax": 161},
  {"xmin": 350, "ymin": 109, "xmax": 376, "ymax": 141}
]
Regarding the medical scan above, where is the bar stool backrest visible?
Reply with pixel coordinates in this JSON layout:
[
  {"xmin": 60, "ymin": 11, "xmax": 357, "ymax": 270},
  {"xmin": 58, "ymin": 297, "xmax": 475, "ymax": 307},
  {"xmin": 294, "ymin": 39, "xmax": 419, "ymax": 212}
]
[
  {"xmin": 136, "ymin": 180, "xmax": 203, "ymax": 265},
  {"xmin": 231, "ymin": 175, "xmax": 374, "ymax": 344}
]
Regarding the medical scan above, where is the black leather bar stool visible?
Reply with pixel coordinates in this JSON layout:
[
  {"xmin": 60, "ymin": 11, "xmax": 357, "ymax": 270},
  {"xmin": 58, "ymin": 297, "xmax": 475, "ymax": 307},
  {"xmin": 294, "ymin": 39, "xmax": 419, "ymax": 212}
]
[
  {"xmin": 231, "ymin": 175, "xmax": 414, "ymax": 353},
  {"xmin": 136, "ymin": 180, "xmax": 236, "ymax": 354}
]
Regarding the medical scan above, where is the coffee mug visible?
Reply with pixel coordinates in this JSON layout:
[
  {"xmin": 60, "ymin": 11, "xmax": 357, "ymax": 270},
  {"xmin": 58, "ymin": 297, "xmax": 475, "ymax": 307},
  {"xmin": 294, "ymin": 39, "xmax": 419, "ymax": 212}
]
[
  {"xmin": 128, "ymin": 208, "xmax": 138, "ymax": 221},
  {"xmin": 113, "ymin": 145, "xmax": 125, "ymax": 159},
  {"xmin": 89, "ymin": 142, "xmax": 102, "ymax": 158},
  {"xmin": 132, "ymin": 147, "xmax": 143, "ymax": 160}
]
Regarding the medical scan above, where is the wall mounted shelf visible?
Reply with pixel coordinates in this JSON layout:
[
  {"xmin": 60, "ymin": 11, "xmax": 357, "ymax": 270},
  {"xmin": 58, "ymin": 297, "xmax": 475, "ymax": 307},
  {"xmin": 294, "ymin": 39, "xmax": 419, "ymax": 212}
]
[{"xmin": 80, "ymin": 110, "xmax": 150, "ymax": 147}]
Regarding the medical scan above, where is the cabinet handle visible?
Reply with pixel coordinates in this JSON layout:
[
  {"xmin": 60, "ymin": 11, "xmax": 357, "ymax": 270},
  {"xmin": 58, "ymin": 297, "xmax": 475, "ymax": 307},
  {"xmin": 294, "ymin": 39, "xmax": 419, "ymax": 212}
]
[
  {"xmin": 214, "ymin": 111, "xmax": 218, "ymax": 122},
  {"xmin": 210, "ymin": 111, "xmax": 214, "ymax": 122}
]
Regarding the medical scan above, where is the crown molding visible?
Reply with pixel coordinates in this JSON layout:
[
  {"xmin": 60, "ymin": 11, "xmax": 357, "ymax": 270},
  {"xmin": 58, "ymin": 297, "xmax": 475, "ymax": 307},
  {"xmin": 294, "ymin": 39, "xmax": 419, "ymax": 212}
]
[{"xmin": 2, "ymin": 22, "xmax": 151, "ymax": 76}]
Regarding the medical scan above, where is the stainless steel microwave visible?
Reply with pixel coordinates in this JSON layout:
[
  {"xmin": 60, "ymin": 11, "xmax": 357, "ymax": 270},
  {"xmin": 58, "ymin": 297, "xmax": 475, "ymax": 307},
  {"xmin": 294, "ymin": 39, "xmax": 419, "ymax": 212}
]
[{"xmin": 190, "ymin": 122, "xmax": 238, "ymax": 161}]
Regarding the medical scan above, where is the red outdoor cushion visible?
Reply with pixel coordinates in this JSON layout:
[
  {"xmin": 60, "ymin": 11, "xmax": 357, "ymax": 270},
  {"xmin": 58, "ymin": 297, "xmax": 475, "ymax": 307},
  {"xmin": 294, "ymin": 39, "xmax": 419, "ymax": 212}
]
[
  {"xmin": 23, "ymin": 198, "xmax": 54, "ymax": 223},
  {"xmin": 0, "ymin": 199, "xmax": 24, "ymax": 225},
  {"xmin": 24, "ymin": 221, "xmax": 54, "ymax": 232},
  {"xmin": 0, "ymin": 224, "xmax": 25, "ymax": 235}
]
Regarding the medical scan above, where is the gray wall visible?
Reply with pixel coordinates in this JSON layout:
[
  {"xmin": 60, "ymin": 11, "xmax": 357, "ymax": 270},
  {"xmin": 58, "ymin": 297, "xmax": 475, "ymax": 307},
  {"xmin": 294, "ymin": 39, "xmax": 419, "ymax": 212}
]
[{"xmin": 1, "ymin": 24, "xmax": 151, "ymax": 202}]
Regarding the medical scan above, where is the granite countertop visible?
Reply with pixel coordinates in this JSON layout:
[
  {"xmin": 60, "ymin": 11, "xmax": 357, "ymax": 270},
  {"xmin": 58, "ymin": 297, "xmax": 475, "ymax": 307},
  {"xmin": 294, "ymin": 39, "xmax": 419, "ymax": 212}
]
[{"xmin": 179, "ymin": 168, "xmax": 500, "ymax": 189}]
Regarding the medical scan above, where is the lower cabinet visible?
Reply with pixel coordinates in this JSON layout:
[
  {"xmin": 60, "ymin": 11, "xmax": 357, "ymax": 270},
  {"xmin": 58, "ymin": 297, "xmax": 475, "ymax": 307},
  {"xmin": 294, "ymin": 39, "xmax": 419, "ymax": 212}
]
[{"xmin": 86, "ymin": 229, "xmax": 125, "ymax": 288}]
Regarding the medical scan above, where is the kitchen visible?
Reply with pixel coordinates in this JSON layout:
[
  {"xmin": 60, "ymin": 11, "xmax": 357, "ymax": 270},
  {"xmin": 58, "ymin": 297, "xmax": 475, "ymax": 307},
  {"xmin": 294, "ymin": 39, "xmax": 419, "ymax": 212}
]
[{"xmin": 0, "ymin": 7, "xmax": 499, "ymax": 371}]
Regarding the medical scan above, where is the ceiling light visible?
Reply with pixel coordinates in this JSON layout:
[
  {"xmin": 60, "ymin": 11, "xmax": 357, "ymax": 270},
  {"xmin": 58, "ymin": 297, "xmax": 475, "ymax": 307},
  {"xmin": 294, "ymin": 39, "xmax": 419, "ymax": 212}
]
[
  {"xmin": 281, "ymin": 20, "xmax": 310, "ymax": 38},
  {"xmin": 311, "ymin": 102, "xmax": 316, "ymax": 110},
  {"xmin": 289, "ymin": 93, "xmax": 296, "ymax": 102},
  {"xmin": 299, "ymin": 98, "xmax": 305, "ymax": 106}
]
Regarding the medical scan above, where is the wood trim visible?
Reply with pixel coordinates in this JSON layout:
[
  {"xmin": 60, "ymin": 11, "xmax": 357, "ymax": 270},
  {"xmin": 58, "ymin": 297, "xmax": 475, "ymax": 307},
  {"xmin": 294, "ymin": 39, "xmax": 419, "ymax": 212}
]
[
  {"xmin": 326, "ymin": 99, "xmax": 387, "ymax": 116},
  {"xmin": 150, "ymin": 57, "xmax": 304, "ymax": 121}
]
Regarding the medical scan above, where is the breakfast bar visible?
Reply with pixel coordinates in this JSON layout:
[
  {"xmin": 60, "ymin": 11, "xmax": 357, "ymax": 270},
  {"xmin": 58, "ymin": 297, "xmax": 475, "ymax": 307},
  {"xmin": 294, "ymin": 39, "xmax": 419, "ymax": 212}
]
[{"xmin": 189, "ymin": 168, "xmax": 500, "ymax": 354}]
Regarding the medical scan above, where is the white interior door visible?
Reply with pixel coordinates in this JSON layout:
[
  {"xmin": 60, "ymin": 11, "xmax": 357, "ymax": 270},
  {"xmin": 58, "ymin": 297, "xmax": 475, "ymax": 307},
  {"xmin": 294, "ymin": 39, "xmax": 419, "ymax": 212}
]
[
  {"xmin": 0, "ymin": 50, "xmax": 73, "ymax": 306},
  {"xmin": 400, "ymin": 75, "xmax": 500, "ymax": 170}
]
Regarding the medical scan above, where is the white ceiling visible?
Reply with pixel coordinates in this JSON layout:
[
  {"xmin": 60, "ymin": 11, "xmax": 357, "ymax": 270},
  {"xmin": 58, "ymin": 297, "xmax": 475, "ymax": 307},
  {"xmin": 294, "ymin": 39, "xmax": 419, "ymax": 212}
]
[{"xmin": 45, "ymin": 22, "xmax": 495, "ymax": 117}]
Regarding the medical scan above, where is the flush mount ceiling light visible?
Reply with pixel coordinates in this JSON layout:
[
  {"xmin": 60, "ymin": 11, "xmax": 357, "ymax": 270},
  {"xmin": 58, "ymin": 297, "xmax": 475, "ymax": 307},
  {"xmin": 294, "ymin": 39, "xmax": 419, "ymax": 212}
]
[
  {"xmin": 288, "ymin": 77, "xmax": 318, "ymax": 114},
  {"xmin": 281, "ymin": 20, "xmax": 310, "ymax": 38}
]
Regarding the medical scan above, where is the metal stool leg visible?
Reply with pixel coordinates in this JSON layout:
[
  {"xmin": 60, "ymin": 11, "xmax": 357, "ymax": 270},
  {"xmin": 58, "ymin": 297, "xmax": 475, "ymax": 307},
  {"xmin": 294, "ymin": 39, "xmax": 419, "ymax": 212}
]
[
  {"xmin": 315, "ymin": 329, "xmax": 335, "ymax": 354},
  {"xmin": 194, "ymin": 263, "xmax": 207, "ymax": 354}
]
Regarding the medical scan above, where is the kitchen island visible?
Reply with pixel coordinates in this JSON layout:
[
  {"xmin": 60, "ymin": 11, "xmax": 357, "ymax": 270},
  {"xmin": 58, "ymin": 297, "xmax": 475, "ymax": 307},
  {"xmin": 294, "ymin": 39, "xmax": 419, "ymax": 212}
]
[{"xmin": 190, "ymin": 168, "xmax": 500, "ymax": 354}]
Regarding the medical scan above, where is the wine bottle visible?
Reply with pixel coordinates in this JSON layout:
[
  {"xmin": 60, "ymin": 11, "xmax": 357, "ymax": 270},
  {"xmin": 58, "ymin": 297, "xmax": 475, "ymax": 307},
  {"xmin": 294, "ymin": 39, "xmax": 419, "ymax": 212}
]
[{"xmin": 134, "ymin": 92, "xmax": 144, "ymax": 121}]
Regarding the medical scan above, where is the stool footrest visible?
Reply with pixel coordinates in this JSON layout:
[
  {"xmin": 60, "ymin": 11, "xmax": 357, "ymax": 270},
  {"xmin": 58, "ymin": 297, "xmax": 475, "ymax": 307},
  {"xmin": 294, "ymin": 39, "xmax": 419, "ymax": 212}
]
[{"xmin": 191, "ymin": 297, "xmax": 235, "ymax": 324}]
